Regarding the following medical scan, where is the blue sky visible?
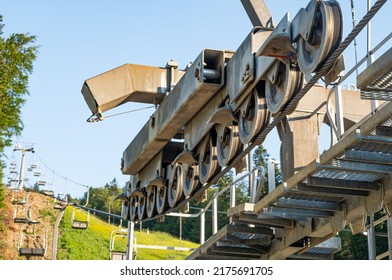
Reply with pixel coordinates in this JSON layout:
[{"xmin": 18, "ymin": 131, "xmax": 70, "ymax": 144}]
[{"xmin": 1, "ymin": 0, "xmax": 391, "ymax": 198}]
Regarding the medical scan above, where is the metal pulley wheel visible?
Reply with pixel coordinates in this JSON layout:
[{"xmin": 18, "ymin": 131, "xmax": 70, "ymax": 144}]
[
  {"xmin": 183, "ymin": 163, "xmax": 200, "ymax": 198},
  {"xmin": 168, "ymin": 163, "xmax": 185, "ymax": 208},
  {"xmin": 265, "ymin": 61, "xmax": 302, "ymax": 114},
  {"xmin": 297, "ymin": 0, "xmax": 342, "ymax": 74},
  {"xmin": 156, "ymin": 185, "xmax": 168, "ymax": 214},
  {"xmin": 129, "ymin": 196, "xmax": 138, "ymax": 221},
  {"xmin": 146, "ymin": 185, "xmax": 157, "ymax": 218},
  {"xmin": 198, "ymin": 134, "xmax": 220, "ymax": 185},
  {"xmin": 216, "ymin": 124, "xmax": 242, "ymax": 167},
  {"xmin": 238, "ymin": 88, "xmax": 270, "ymax": 145},
  {"xmin": 137, "ymin": 192, "xmax": 147, "ymax": 220}
]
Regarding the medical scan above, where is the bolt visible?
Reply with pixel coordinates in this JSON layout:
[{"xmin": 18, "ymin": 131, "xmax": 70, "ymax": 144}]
[{"xmin": 194, "ymin": 68, "xmax": 200, "ymax": 79}]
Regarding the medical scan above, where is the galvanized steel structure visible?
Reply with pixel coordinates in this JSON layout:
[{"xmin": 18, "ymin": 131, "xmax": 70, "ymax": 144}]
[{"xmin": 81, "ymin": 0, "xmax": 392, "ymax": 260}]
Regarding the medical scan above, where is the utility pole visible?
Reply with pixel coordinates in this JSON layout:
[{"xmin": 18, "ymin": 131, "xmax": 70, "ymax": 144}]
[{"xmin": 13, "ymin": 145, "xmax": 35, "ymax": 191}]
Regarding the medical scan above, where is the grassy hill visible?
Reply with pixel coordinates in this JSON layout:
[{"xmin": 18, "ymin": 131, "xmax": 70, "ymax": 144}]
[
  {"xmin": 0, "ymin": 188, "xmax": 58, "ymax": 259},
  {"xmin": 0, "ymin": 188, "xmax": 198, "ymax": 260},
  {"xmin": 58, "ymin": 206, "xmax": 198, "ymax": 260}
]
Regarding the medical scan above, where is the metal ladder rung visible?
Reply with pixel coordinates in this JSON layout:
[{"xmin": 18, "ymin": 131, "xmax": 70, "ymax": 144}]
[
  {"xmin": 263, "ymin": 206, "xmax": 334, "ymax": 219},
  {"xmin": 344, "ymin": 149, "xmax": 392, "ymax": 165},
  {"xmin": 295, "ymin": 183, "xmax": 370, "ymax": 197},
  {"xmin": 326, "ymin": 159, "xmax": 392, "ymax": 174},
  {"xmin": 275, "ymin": 197, "xmax": 342, "ymax": 212},
  {"xmin": 357, "ymin": 46, "xmax": 392, "ymax": 100},
  {"xmin": 356, "ymin": 133, "xmax": 392, "ymax": 145},
  {"xmin": 306, "ymin": 176, "xmax": 380, "ymax": 191}
]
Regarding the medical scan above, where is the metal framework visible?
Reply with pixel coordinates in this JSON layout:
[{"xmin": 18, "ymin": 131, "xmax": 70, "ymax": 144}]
[{"xmin": 80, "ymin": 0, "xmax": 392, "ymax": 260}]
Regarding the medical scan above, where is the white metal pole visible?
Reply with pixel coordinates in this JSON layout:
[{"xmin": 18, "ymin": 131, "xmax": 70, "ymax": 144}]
[
  {"xmin": 212, "ymin": 197, "xmax": 218, "ymax": 235},
  {"xmin": 268, "ymin": 160, "xmax": 276, "ymax": 194},
  {"xmin": 179, "ymin": 216, "xmax": 182, "ymax": 246},
  {"xmin": 126, "ymin": 221, "xmax": 134, "ymax": 260},
  {"xmin": 248, "ymin": 152, "xmax": 253, "ymax": 200},
  {"xmin": 334, "ymin": 85, "xmax": 345, "ymax": 139},
  {"xmin": 200, "ymin": 211, "xmax": 205, "ymax": 245},
  {"xmin": 230, "ymin": 182, "xmax": 236, "ymax": 223},
  {"xmin": 230, "ymin": 183, "xmax": 236, "ymax": 209}
]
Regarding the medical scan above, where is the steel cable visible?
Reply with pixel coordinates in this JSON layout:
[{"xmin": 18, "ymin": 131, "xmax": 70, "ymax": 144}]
[{"xmin": 144, "ymin": 0, "xmax": 388, "ymax": 221}]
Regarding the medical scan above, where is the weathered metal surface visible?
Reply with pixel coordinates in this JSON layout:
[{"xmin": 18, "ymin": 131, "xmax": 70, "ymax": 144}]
[
  {"xmin": 287, "ymin": 237, "xmax": 342, "ymax": 260},
  {"xmin": 184, "ymin": 88, "xmax": 225, "ymax": 151},
  {"xmin": 240, "ymin": 0, "xmax": 273, "ymax": 28},
  {"xmin": 226, "ymin": 29, "xmax": 271, "ymax": 107},
  {"xmin": 306, "ymin": 176, "xmax": 380, "ymax": 191},
  {"xmin": 82, "ymin": 64, "xmax": 185, "ymax": 115},
  {"xmin": 249, "ymin": 101, "xmax": 392, "ymax": 259},
  {"xmin": 136, "ymin": 141, "xmax": 183, "ymax": 189},
  {"xmin": 275, "ymin": 197, "xmax": 341, "ymax": 212},
  {"xmin": 357, "ymin": 46, "xmax": 392, "ymax": 100},
  {"xmin": 81, "ymin": 0, "xmax": 392, "ymax": 260},
  {"xmin": 122, "ymin": 49, "xmax": 225, "ymax": 175}
]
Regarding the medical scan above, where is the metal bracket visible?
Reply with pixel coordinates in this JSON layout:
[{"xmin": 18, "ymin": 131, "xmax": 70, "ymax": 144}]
[
  {"xmin": 207, "ymin": 105, "xmax": 238, "ymax": 127},
  {"xmin": 240, "ymin": 0, "xmax": 274, "ymax": 28},
  {"xmin": 172, "ymin": 150, "xmax": 197, "ymax": 166},
  {"xmin": 324, "ymin": 55, "xmax": 345, "ymax": 85},
  {"xmin": 147, "ymin": 178, "xmax": 165, "ymax": 188},
  {"xmin": 256, "ymin": 14, "xmax": 295, "ymax": 62},
  {"xmin": 290, "ymin": 0, "xmax": 319, "ymax": 42}
]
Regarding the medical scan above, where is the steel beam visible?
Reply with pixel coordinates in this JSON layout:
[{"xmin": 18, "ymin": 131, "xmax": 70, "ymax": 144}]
[
  {"xmin": 122, "ymin": 49, "xmax": 225, "ymax": 175},
  {"xmin": 227, "ymin": 224, "xmax": 273, "ymax": 236},
  {"xmin": 264, "ymin": 206, "xmax": 334, "ymax": 219},
  {"xmin": 357, "ymin": 46, "xmax": 392, "ymax": 100},
  {"xmin": 213, "ymin": 242, "xmax": 262, "ymax": 256},
  {"xmin": 296, "ymin": 183, "xmax": 370, "ymax": 197},
  {"xmin": 325, "ymin": 159, "xmax": 392, "ymax": 174},
  {"xmin": 241, "ymin": 213, "xmax": 295, "ymax": 228},
  {"xmin": 275, "ymin": 197, "xmax": 341, "ymax": 212},
  {"xmin": 344, "ymin": 149, "xmax": 392, "ymax": 164},
  {"xmin": 376, "ymin": 125, "xmax": 392, "ymax": 137},
  {"xmin": 227, "ymin": 202, "xmax": 255, "ymax": 217},
  {"xmin": 226, "ymin": 233, "xmax": 271, "ymax": 247},
  {"xmin": 82, "ymin": 64, "xmax": 185, "ymax": 115},
  {"xmin": 306, "ymin": 176, "xmax": 380, "ymax": 191},
  {"xmin": 240, "ymin": 0, "xmax": 273, "ymax": 27}
]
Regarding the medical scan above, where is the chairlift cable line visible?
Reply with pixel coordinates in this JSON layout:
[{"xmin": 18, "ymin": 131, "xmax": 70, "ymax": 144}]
[
  {"xmin": 104, "ymin": 105, "xmax": 156, "ymax": 119},
  {"xmin": 33, "ymin": 154, "xmax": 89, "ymax": 189}
]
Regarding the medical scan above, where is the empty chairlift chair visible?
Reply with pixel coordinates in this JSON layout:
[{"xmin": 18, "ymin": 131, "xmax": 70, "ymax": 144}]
[
  {"xmin": 109, "ymin": 229, "xmax": 128, "ymax": 260},
  {"xmin": 71, "ymin": 208, "xmax": 90, "ymax": 229},
  {"xmin": 53, "ymin": 198, "xmax": 64, "ymax": 210},
  {"xmin": 18, "ymin": 222, "xmax": 48, "ymax": 257},
  {"xmin": 13, "ymin": 192, "xmax": 34, "ymax": 224},
  {"xmin": 11, "ymin": 189, "xmax": 28, "ymax": 205}
]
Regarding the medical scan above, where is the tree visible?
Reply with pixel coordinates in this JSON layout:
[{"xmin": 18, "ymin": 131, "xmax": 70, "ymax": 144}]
[
  {"xmin": 0, "ymin": 15, "xmax": 38, "ymax": 208},
  {"xmin": 86, "ymin": 179, "xmax": 122, "ymax": 223}
]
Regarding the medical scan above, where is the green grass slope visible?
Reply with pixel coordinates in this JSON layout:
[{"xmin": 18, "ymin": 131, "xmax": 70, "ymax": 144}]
[{"xmin": 57, "ymin": 206, "xmax": 198, "ymax": 260}]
